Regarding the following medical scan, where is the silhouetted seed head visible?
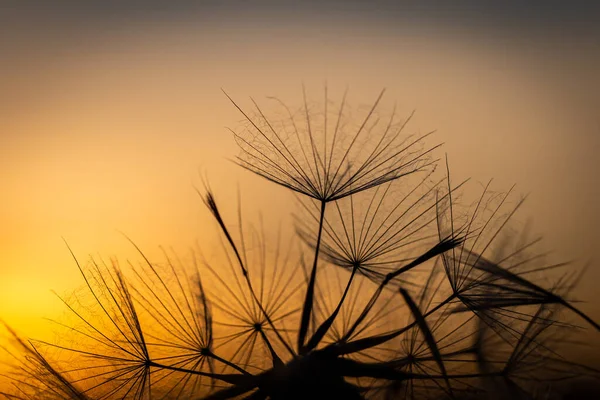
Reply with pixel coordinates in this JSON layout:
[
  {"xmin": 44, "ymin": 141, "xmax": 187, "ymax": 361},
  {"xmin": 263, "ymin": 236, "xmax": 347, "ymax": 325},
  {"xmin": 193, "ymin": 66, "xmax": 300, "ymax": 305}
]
[
  {"xmin": 296, "ymin": 172, "xmax": 456, "ymax": 285},
  {"xmin": 226, "ymin": 87, "xmax": 440, "ymax": 202}
]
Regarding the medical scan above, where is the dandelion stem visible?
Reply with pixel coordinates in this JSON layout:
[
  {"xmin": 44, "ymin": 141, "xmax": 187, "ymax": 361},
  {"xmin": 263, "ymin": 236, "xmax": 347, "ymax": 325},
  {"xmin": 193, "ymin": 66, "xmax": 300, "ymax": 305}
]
[
  {"xmin": 330, "ymin": 293, "xmax": 457, "ymax": 356},
  {"xmin": 341, "ymin": 237, "xmax": 462, "ymax": 342},
  {"xmin": 146, "ymin": 361, "xmax": 247, "ymax": 385},
  {"xmin": 303, "ymin": 265, "xmax": 359, "ymax": 353},
  {"xmin": 206, "ymin": 351, "xmax": 251, "ymax": 375},
  {"xmin": 298, "ymin": 200, "xmax": 327, "ymax": 351}
]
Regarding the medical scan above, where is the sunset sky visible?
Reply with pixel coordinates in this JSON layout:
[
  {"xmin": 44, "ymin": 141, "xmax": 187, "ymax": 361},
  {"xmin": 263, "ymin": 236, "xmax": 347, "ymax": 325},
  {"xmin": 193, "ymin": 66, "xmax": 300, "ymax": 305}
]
[{"xmin": 1, "ymin": 0, "xmax": 599, "ymax": 370}]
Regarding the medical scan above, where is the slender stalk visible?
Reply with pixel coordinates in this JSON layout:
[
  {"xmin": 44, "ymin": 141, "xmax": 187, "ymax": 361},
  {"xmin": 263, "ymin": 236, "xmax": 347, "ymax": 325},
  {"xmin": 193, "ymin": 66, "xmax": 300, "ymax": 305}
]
[
  {"xmin": 302, "ymin": 265, "xmax": 359, "ymax": 353},
  {"xmin": 328, "ymin": 293, "xmax": 457, "ymax": 356},
  {"xmin": 342, "ymin": 237, "xmax": 461, "ymax": 342},
  {"xmin": 297, "ymin": 200, "xmax": 327, "ymax": 351},
  {"xmin": 258, "ymin": 329, "xmax": 284, "ymax": 368},
  {"xmin": 146, "ymin": 361, "xmax": 247, "ymax": 385},
  {"xmin": 207, "ymin": 351, "xmax": 251, "ymax": 375},
  {"xmin": 246, "ymin": 279, "xmax": 296, "ymax": 357}
]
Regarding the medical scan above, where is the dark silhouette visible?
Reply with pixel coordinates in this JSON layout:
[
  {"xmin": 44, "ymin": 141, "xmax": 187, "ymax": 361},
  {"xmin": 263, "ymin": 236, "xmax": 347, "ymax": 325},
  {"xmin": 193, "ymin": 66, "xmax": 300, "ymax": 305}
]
[{"xmin": 1, "ymin": 87, "xmax": 598, "ymax": 399}]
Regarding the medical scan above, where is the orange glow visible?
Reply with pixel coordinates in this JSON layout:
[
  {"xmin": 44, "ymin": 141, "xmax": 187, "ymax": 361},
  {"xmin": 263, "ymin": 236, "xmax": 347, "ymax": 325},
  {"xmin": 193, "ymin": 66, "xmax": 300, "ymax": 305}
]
[{"xmin": 1, "ymin": 8, "xmax": 599, "ymax": 393}]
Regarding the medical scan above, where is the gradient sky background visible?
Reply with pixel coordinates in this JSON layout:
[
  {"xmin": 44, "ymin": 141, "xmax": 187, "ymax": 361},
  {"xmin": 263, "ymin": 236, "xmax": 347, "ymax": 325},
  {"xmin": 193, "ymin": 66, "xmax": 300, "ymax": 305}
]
[{"xmin": 1, "ymin": 0, "xmax": 599, "ymax": 369}]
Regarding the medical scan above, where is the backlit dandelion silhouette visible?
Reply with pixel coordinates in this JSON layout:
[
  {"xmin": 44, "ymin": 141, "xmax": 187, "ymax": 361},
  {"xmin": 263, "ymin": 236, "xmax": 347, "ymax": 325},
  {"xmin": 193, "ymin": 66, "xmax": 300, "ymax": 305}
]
[
  {"xmin": 228, "ymin": 87, "xmax": 437, "ymax": 203},
  {"xmin": 1, "ymin": 87, "xmax": 599, "ymax": 400}
]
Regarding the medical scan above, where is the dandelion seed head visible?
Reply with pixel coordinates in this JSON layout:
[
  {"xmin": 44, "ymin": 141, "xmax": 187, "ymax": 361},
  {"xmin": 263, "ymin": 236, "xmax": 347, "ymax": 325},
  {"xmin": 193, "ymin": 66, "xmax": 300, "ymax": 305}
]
[
  {"xmin": 228, "ymin": 87, "xmax": 440, "ymax": 202},
  {"xmin": 296, "ymin": 170, "xmax": 443, "ymax": 285}
]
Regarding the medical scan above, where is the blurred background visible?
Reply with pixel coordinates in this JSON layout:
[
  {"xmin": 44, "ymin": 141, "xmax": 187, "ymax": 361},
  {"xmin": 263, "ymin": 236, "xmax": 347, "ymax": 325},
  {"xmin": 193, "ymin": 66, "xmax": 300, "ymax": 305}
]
[{"xmin": 1, "ymin": 0, "xmax": 599, "ymax": 373}]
